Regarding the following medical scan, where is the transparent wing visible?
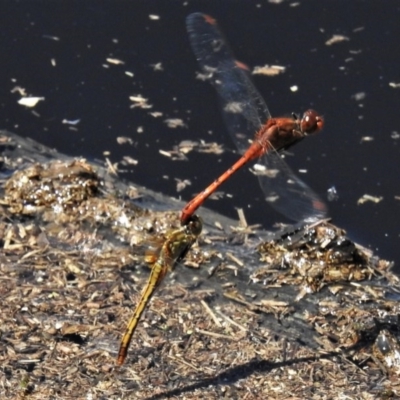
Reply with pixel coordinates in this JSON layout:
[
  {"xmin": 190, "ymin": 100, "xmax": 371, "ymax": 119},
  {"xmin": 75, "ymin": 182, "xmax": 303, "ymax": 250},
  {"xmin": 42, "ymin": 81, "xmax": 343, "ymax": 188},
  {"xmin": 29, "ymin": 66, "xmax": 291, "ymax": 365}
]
[
  {"xmin": 256, "ymin": 151, "xmax": 327, "ymax": 221},
  {"xmin": 186, "ymin": 12, "xmax": 271, "ymax": 154}
]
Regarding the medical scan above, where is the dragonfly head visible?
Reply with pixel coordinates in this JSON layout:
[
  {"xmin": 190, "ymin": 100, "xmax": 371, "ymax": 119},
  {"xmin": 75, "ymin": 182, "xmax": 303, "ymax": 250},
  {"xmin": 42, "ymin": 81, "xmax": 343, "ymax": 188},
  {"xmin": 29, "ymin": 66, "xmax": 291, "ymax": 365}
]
[
  {"xmin": 185, "ymin": 214, "xmax": 203, "ymax": 236},
  {"xmin": 300, "ymin": 109, "xmax": 324, "ymax": 135}
]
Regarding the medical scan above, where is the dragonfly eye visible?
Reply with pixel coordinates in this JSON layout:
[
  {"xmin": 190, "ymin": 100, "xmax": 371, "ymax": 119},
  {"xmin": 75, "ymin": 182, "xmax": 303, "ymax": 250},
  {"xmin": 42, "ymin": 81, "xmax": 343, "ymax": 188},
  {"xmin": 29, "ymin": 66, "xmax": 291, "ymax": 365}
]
[
  {"xmin": 301, "ymin": 109, "xmax": 324, "ymax": 135},
  {"xmin": 186, "ymin": 214, "xmax": 203, "ymax": 235}
]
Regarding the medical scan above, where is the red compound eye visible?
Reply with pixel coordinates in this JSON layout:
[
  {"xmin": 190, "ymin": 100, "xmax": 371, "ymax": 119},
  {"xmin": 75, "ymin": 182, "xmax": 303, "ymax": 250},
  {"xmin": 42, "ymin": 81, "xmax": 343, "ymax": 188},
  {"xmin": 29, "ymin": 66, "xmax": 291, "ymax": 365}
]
[{"xmin": 301, "ymin": 109, "xmax": 324, "ymax": 135}]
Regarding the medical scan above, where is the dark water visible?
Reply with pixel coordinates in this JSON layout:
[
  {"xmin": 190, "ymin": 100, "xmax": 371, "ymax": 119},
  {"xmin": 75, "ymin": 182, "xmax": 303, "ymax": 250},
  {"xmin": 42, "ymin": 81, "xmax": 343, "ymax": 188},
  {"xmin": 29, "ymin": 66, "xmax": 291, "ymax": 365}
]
[{"xmin": 1, "ymin": 1, "xmax": 399, "ymax": 270}]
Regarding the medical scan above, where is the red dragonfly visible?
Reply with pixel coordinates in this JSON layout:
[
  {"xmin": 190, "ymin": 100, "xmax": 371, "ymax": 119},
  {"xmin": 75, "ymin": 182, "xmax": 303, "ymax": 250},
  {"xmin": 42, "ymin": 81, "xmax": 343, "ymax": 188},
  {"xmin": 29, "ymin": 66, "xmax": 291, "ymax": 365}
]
[{"xmin": 181, "ymin": 13, "xmax": 327, "ymax": 225}]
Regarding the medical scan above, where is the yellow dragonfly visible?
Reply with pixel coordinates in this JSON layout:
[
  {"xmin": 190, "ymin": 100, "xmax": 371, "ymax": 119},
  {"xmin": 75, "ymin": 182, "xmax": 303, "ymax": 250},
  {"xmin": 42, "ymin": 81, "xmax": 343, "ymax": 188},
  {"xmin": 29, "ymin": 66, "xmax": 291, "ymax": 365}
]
[{"xmin": 117, "ymin": 215, "xmax": 202, "ymax": 365}]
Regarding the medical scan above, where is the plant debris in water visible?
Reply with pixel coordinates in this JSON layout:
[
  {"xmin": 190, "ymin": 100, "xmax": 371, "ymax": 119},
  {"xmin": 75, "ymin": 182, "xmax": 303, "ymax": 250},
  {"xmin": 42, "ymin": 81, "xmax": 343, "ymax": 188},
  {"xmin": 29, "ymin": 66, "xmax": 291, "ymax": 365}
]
[{"xmin": 0, "ymin": 130, "xmax": 399, "ymax": 399}]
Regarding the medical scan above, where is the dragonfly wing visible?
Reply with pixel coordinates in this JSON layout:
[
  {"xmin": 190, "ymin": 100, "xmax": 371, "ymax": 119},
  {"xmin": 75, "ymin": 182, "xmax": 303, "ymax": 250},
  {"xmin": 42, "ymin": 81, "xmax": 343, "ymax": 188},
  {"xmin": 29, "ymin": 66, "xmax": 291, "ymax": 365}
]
[
  {"xmin": 186, "ymin": 13, "xmax": 271, "ymax": 154},
  {"xmin": 256, "ymin": 151, "xmax": 328, "ymax": 222}
]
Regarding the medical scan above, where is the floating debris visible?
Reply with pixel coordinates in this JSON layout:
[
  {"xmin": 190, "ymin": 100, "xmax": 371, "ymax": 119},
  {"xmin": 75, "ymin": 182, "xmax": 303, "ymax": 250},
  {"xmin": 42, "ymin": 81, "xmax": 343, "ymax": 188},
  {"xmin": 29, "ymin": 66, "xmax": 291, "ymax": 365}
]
[
  {"xmin": 62, "ymin": 118, "xmax": 81, "ymax": 125},
  {"xmin": 149, "ymin": 111, "xmax": 163, "ymax": 118},
  {"xmin": 360, "ymin": 136, "xmax": 374, "ymax": 143},
  {"xmin": 175, "ymin": 178, "xmax": 191, "ymax": 192},
  {"xmin": 252, "ymin": 64, "xmax": 286, "ymax": 76},
  {"xmin": 357, "ymin": 194, "xmax": 384, "ymax": 204},
  {"xmin": 325, "ymin": 34, "xmax": 350, "ymax": 46},
  {"xmin": 11, "ymin": 86, "xmax": 27, "ymax": 96},
  {"xmin": 352, "ymin": 92, "xmax": 367, "ymax": 101},
  {"xmin": 106, "ymin": 58, "xmax": 125, "ymax": 65},
  {"xmin": 129, "ymin": 95, "xmax": 152, "ymax": 109},
  {"xmin": 150, "ymin": 62, "xmax": 163, "ymax": 71},
  {"xmin": 164, "ymin": 118, "xmax": 186, "ymax": 128},
  {"xmin": 17, "ymin": 96, "xmax": 45, "ymax": 108},
  {"xmin": 116, "ymin": 136, "xmax": 133, "ymax": 145},
  {"xmin": 327, "ymin": 186, "xmax": 339, "ymax": 201},
  {"xmin": 121, "ymin": 156, "xmax": 138, "ymax": 166},
  {"xmin": 42, "ymin": 35, "xmax": 60, "ymax": 41}
]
